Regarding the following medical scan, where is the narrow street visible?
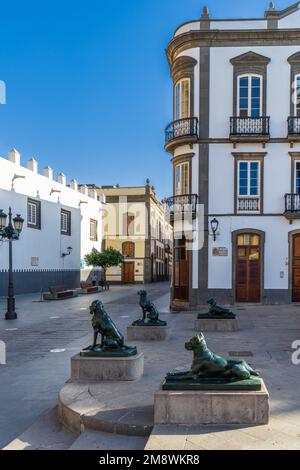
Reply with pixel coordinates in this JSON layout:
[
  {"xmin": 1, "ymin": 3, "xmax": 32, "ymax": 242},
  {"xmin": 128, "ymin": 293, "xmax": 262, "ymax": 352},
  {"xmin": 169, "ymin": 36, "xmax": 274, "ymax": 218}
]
[{"xmin": 0, "ymin": 283, "xmax": 171, "ymax": 448}]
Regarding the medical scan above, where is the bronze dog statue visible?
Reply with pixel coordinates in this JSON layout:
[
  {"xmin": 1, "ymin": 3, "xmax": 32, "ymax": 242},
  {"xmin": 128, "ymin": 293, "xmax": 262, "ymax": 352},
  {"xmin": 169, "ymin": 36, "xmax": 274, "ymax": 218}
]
[{"xmin": 167, "ymin": 334, "xmax": 259, "ymax": 381}]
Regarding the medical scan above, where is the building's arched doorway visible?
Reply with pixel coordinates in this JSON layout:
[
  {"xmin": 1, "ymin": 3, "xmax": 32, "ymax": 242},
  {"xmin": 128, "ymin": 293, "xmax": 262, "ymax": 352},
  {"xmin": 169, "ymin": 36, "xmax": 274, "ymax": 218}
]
[{"xmin": 235, "ymin": 232, "xmax": 262, "ymax": 303}]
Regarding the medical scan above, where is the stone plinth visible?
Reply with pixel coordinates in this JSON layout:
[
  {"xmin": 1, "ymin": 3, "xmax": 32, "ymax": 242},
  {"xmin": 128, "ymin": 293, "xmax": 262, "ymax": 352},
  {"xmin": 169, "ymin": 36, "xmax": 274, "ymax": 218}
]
[
  {"xmin": 195, "ymin": 318, "xmax": 238, "ymax": 332},
  {"xmin": 127, "ymin": 326, "xmax": 169, "ymax": 341},
  {"xmin": 70, "ymin": 353, "xmax": 144, "ymax": 383},
  {"xmin": 154, "ymin": 380, "xmax": 269, "ymax": 426}
]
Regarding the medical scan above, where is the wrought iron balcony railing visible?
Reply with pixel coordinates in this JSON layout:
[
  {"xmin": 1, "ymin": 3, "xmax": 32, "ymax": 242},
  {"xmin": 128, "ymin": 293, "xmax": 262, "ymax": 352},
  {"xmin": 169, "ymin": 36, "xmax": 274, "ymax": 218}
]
[
  {"xmin": 285, "ymin": 193, "xmax": 300, "ymax": 214},
  {"xmin": 288, "ymin": 117, "xmax": 300, "ymax": 136},
  {"xmin": 230, "ymin": 116, "xmax": 270, "ymax": 137},
  {"xmin": 165, "ymin": 117, "xmax": 198, "ymax": 144},
  {"xmin": 165, "ymin": 194, "xmax": 198, "ymax": 220},
  {"xmin": 237, "ymin": 197, "xmax": 260, "ymax": 213}
]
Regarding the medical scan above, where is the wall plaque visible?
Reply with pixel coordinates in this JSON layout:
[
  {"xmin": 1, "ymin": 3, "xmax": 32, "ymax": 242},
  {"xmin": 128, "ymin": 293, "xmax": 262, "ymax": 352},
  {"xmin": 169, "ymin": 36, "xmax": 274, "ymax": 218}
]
[{"xmin": 213, "ymin": 247, "xmax": 228, "ymax": 257}]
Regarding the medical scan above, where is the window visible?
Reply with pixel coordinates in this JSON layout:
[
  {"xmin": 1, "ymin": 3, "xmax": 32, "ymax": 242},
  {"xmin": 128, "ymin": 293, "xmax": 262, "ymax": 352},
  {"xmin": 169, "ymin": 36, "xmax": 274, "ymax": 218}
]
[
  {"xmin": 123, "ymin": 213, "xmax": 135, "ymax": 236},
  {"xmin": 27, "ymin": 198, "xmax": 41, "ymax": 230},
  {"xmin": 175, "ymin": 162, "xmax": 189, "ymax": 196},
  {"xmin": 90, "ymin": 219, "xmax": 98, "ymax": 241},
  {"xmin": 61, "ymin": 209, "xmax": 71, "ymax": 236},
  {"xmin": 175, "ymin": 79, "xmax": 190, "ymax": 120},
  {"xmin": 122, "ymin": 242, "xmax": 135, "ymax": 258},
  {"xmin": 238, "ymin": 161, "xmax": 260, "ymax": 197},
  {"xmin": 294, "ymin": 75, "xmax": 300, "ymax": 117},
  {"xmin": 295, "ymin": 162, "xmax": 300, "ymax": 193},
  {"xmin": 238, "ymin": 75, "xmax": 262, "ymax": 118}
]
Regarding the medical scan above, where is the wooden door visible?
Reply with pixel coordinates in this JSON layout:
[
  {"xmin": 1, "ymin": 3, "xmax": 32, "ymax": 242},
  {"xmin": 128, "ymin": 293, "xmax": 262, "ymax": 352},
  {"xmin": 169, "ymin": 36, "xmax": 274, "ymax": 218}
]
[
  {"xmin": 292, "ymin": 234, "xmax": 300, "ymax": 302},
  {"xmin": 236, "ymin": 234, "xmax": 261, "ymax": 303},
  {"xmin": 123, "ymin": 262, "xmax": 134, "ymax": 284},
  {"xmin": 173, "ymin": 238, "xmax": 189, "ymax": 301}
]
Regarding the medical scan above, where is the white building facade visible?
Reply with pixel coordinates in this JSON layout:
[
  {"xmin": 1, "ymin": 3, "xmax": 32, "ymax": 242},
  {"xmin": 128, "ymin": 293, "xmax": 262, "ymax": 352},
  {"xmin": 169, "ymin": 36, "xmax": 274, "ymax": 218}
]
[
  {"xmin": 165, "ymin": 2, "xmax": 300, "ymax": 308},
  {"xmin": 0, "ymin": 150, "xmax": 104, "ymax": 295}
]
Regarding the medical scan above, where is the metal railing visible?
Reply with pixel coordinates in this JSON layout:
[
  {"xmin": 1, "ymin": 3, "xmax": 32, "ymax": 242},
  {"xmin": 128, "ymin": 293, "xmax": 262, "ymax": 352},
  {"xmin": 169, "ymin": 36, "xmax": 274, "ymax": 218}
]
[
  {"xmin": 165, "ymin": 117, "xmax": 198, "ymax": 144},
  {"xmin": 285, "ymin": 193, "xmax": 300, "ymax": 213},
  {"xmin": 230, "ymin": 116, "xmax": 270, "ymax": 137},
  {"xmin": 237, "ymin": 197, "xmax": 260, "ymax": 212},
  {"xmin": 165, "ymin": 194, "xmax": 198, "ymax": 218},
  {"xmin": 288, "ymin": 117, "xmax": 300, "ymax": 136}
]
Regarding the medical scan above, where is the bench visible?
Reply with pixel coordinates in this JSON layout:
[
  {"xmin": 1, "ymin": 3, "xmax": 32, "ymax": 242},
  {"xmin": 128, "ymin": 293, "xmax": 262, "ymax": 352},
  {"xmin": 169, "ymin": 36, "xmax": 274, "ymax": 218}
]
[
  {"xmin": 43, "ymin": 285, "xmax": 78, "ymax": 301},
  {"xmin": 79, "ymin": 282, "xmax": 101, "ymax": 295}
]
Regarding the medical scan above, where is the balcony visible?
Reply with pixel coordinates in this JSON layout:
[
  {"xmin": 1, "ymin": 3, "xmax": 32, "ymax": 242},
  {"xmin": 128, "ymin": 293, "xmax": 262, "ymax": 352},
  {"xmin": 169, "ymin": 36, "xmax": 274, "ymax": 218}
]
[
  {"xmin": 165, "ymin": 194, "xmax": 198, "ymax": 223},
  {"xmin": 165, "ymin": 117, "xmax": 198, "ymax": 152},
  {"xmin": 288, "ymin": 117, "xmax": 300, "ymax": 141},
  {"xmin": 284, "ymin": 193, "xmax": 300, "ymax": 220},
  {"xmin": 230, "ymin": 117, "xmax": 270, "ymax": 143}
]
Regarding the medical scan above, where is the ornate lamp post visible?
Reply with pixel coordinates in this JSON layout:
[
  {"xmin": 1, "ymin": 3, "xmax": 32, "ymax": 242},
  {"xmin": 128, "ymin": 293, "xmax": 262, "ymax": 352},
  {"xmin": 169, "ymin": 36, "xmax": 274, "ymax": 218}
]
[{"xmin": 0, "ymin": 207, "xmax": 24, "ymax": 320}]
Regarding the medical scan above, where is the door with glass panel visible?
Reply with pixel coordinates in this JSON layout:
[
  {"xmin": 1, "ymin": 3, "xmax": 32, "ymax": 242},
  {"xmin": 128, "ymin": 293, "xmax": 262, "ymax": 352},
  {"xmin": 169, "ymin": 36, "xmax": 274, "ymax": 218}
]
[
  {"xmin": 174, "ymin": 79, "xmax": 191, "ymax": 138},
  {"xmin": 236, "ymin": 234, "xmax": 261, "ymax": 303},
  {"xmin": 238, "ymin": 75, "xmax": 262, "ymax": 117}
]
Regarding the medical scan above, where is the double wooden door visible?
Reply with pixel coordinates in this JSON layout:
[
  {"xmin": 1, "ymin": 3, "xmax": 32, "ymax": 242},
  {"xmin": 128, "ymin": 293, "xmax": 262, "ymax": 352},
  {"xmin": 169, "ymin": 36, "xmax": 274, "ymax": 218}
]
[
  {"xmin": 236, "ymin": 234, "xmax": 261, "ymax": 303},
  {"xmin": 292, "ymin": 234, "xmax": 300, "ymax": 302}
]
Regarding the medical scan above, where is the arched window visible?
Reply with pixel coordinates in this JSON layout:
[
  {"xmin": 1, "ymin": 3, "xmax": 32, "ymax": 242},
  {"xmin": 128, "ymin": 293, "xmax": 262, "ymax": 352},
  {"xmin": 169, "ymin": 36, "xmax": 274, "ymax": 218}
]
[
  {"xmin": 122, "ymin": 242, "xmax": 135, "ymax": 258},
  {"xmin": 175, "ymin": 78, "xmax": 190, "ymax": 120},
  {"xmin": 238, "ymin": 74, "xmax": 262, "ymax": 118}
]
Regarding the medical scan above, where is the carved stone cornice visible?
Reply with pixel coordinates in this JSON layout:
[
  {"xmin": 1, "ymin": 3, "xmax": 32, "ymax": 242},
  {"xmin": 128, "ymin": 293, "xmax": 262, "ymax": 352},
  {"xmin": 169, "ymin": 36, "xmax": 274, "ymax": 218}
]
[
  {"xmin": 166, "ymin": 29, "xmax": 300, "ymax": 67},
  {"xmin": 171, "ymin": 55, "xmax": 197, "ymax": 82}
]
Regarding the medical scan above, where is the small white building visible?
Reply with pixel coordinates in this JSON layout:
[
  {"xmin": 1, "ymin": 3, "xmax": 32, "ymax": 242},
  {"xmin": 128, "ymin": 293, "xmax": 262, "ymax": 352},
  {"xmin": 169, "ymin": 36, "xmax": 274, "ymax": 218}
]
[
  {"xmin": 165, "ymin": 2, "xmax": 300, "ymax": 308},
  {"xmin": 0, "ymin": 149, "xmax": 104, "ymax": 295}
]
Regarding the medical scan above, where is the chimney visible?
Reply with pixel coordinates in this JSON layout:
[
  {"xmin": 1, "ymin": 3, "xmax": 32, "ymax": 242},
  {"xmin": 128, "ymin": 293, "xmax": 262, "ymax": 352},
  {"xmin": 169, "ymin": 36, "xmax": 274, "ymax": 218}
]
[
  {"xmin": 43, "ymin": 166, "xmax": 53, "ymax": 180},
  {"xmin": 8, "ymin": 149, "xmax": 21, "ymax": 165},
  {"xmin": 80, "ymin": 185, "xmax": 88, "ymax": 196},
  {"xmin": 57, "ymin": 173, "xmax": 66, "ymax": 186},
  {"xmin": 70, "ymin": 179, "xmax": 78, "ymax": 191},
  {"xmin": 27, "ymin": 158, "xmax": 38, "ymax": 173}
]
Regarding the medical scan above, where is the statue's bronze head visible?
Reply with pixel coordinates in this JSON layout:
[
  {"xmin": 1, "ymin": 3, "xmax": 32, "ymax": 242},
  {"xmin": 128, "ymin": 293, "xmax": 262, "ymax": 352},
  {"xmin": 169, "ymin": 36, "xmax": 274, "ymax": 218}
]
[
  {"xmin": 185, "ymin": 334, "xmax": 206, "ymax": 351},
  {"xmin": 90, "ymin": 300, "xmax": 104, "ymax": 315},
  {"xmin": 138, "ymin": 290, "xmax": 147, "ymax": 298},
  {"xmin": 207, "ymin": 299, "xmax": 215, "ymax": 306}
]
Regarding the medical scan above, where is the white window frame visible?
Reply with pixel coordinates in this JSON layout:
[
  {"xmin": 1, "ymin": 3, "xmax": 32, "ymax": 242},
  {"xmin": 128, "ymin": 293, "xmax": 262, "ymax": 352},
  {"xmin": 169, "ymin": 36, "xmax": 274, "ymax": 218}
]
[
  {"xmin": 294, "ymin": 160, "xmax": 300, "ymax": 193},
  {"xmin": 175, "ymin": 78, "xmax": 190, "ymax": 121},
  {"xmin": 61, "ymin": 210, "xmax": 71, "ymax": 235},
  {"xmin": 28, "ymin": 201, "xmax": 37, "ymax": 226},
  {"xmin": 238, "ymin": 160, "xmax": 261, "ymax": 198},
  {"xmin": 90, "ymin": 219, "xmax": 98, "ymax": 241},
  {"xmin": 294, "ymin": 74, "xmax": 300, "ymax": 117},
  {"xmin": 175, "ymin": 162, "xmax": 190, "ymax": 196},
  {"xmin": 237, "ymin": 74, "xmax": 263, "ymax": 117}
]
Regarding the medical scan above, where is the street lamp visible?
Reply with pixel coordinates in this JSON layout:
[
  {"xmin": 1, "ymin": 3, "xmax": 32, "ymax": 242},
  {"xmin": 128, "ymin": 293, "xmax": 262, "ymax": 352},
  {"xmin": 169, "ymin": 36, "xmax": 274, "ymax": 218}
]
[
  {"xmin": 0, "ymin": 207, "xmax": 24, "ymax": 320},
  {"xmin": 210, "ymin": 218, "xmax": 219, "ymax": 242}
]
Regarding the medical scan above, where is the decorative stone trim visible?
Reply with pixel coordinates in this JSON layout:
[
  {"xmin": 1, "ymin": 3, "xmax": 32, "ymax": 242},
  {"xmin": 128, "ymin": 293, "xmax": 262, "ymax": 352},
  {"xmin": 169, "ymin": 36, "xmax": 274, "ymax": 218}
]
[
  {"xmin": 232, "ymin": 152, "xmax": 267, "ymax": 215},
  {"xmin": 167, "ymin": 29, "xmax": 300, "ymax": 67},
  {"xmin": 230, "ymin": 52, "xmax": 271, "ymax": 116},
  {"xmin": 288, "ymin": 53, "xmax": 300, "ymax": 116}
]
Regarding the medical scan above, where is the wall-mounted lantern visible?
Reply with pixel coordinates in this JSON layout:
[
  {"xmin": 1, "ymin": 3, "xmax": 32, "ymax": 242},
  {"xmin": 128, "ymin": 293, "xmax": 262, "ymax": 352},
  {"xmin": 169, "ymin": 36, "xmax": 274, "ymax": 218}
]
[{"xmin": 210, "ymin": 218, "xmax": 219, "ymax": 242}]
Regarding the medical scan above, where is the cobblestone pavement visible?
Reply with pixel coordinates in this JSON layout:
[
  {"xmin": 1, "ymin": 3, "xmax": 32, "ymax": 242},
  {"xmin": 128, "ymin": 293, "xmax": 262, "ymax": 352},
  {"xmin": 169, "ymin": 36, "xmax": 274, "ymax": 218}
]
[{"xmin": 0, "ymin": 283, "xmax": 170, "ymax": 448}]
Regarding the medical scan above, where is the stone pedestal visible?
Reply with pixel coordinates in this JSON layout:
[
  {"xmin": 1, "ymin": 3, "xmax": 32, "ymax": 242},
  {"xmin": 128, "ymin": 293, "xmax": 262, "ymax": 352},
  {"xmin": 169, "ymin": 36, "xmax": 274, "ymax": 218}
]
[
  {"xmin": 127, "ymin": 326, "xmax": 169, "ymax": 341},
  {"xmin": 70, "ymin": 353, "xmax": 144, "ymax": 383},
  {"xmin": 195, "ymin": 318, "xmax": 238, "ymax": 332},
  {"xmin": 154, "ymin": 380, "xmax": 269, "ymax": 426}
]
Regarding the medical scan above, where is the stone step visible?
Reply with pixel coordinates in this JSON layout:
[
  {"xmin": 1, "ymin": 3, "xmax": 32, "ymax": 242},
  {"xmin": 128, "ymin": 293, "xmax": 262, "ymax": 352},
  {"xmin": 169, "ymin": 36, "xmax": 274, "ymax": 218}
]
[
  {"xmin": 2, "ymin": 407, "xmax": 75, "ymax": 451},
  {"xmin": 69, "ymin": 429, "xmax": 147, "ymax": 450}
]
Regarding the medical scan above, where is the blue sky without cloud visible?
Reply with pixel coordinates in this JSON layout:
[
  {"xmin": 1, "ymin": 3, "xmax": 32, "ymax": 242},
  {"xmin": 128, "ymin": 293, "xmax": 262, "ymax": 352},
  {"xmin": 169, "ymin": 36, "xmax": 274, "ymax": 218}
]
[{"xmin": 0, "ymin": 0, "xmax": 293, "ymax": 199}]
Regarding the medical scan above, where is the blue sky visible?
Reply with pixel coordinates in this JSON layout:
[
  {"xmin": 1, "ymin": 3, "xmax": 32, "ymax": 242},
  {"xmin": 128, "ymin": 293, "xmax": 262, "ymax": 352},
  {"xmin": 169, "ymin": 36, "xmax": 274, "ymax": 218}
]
[{"xmin": 0, "ymin": 0, "xmax": 292, "ymax": 199}]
